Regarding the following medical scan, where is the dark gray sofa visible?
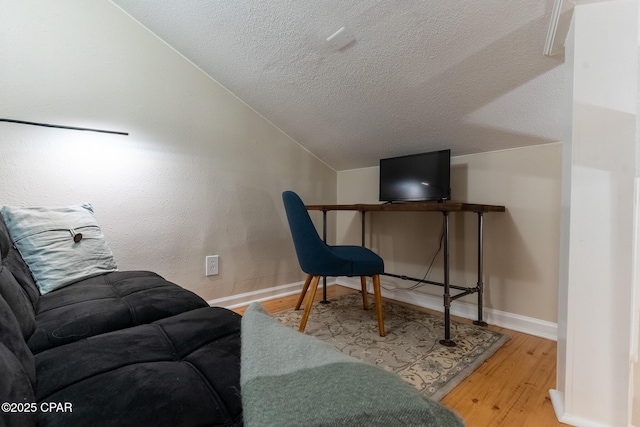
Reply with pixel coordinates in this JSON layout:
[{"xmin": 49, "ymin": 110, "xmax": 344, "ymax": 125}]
[
  {"xmin": 0, "ymin": 214, "xmax": 243, "ymax": 427},
  {"xmin": 0, "ymin": 205, "xmax": 466, "ymax": 427}
]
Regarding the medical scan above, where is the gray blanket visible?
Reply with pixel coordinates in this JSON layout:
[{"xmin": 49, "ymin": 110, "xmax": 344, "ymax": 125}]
[{"xmin": 240, "ymin": 303, "xmax": 465, "ymax": 426}]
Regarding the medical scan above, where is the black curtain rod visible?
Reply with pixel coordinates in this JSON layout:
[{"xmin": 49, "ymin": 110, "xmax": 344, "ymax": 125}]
[{"xmin": 0, "ymin": 118, "xmax": 128, "ymax": 136}]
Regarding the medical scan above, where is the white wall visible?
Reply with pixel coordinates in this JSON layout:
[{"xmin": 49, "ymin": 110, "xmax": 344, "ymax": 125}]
[
  {"xmin": 552, "ymin": 1, "xmax": 639, "ymax": 426},
  {"xmin": 337, "ymin": 143, "xmax": 562, "ymax": 326},
  {"xmin": 634, "ymin": 1, "xmax": 640, "ymax": 418},
  {"xmin": 0, "ymin": 0, "xmax": 336, "ymax": 301}
]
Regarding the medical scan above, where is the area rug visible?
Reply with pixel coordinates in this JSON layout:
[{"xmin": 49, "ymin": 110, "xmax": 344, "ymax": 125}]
[{"xmin": 272, "ymin": 293, "xmax": 509, "ymax": 401}]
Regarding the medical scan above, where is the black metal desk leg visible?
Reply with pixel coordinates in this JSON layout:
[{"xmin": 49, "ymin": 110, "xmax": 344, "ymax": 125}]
[
  {"xmin": 361, "ymin": 211, "xmax": 366, "ymax": 247},
  {"xmin": 439, "ymin": 212, "xmax": 456, "ymax": 347},
  {"xmin": 473, "ymin": 212, "xmax": 487, "ymax": 326},
  {"xmin": 360, "ymin": 210, "xmax": 367, "ymax": 296},
  {"xmin": 321, "ymin": 210, "xmax": 329, "ymax": 304}
]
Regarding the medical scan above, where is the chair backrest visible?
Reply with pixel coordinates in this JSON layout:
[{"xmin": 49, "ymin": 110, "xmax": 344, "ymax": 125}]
[{"xmin": 282, "ymin": 191, "xmax": 338, "ymax": 275}]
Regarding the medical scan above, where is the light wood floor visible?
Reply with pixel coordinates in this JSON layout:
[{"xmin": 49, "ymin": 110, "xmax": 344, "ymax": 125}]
[{"xmin": 232, "ymin": 285, "xmax": 569, "ymax": 427}]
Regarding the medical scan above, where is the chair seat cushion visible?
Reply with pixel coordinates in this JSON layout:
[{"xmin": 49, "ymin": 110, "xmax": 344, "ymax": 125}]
[
  {"xmin": 329, "ymin": 246, "xmax": 384, "ymax": 277},
  {"xmin": 27, "ymin": 271, "xmax": 208, "ymax": 353},
  {"xmin": 34, "ymin": 307, "xmax": 242, "ymax": 427}
]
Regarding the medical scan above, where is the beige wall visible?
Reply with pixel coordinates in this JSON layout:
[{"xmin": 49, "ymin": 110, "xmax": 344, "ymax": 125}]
[
  {"xmin": 0, "ymin": 1, "xmax": 564, "ymax": 326},
  {"xmin": 0, "ymin": 0, "xmax": 335, "ymax": 300},
  {"xmin": 337, "ymin": 143, "xmax": 561, "ymax": 323}
]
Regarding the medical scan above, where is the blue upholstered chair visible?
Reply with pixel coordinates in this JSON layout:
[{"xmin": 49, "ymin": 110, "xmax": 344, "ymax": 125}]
[{"xmin": 282, "ymin": 191, "xmax": 386, "ymax": 336}]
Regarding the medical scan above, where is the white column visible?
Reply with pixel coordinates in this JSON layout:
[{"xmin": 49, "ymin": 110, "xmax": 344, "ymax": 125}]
[{"xmin": 551, "ymin": 1, "xmax": 640, "ymax": 426}]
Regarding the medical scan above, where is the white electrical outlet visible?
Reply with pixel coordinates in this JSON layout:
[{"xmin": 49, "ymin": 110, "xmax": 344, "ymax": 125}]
[{"xmin": 206, "ymin": 255, "xmax": 219, "ymax": 276}]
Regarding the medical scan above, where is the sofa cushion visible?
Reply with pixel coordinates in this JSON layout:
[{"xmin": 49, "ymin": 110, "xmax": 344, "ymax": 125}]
[
  {"xmin": 0, "ymin": 204, "xmax": 118, "ymax": 294},
  {"xmin": 34, "ymin": 307, "xmax": 242, "ymax": 427},
  {"xmin": 0, "ymin": 292, "xmax": 35, "ymax": 387},
  {"xmin": 0, "ymin": 213, "xmax": 12, "ymax": 259},
  {"xmin": 0, "ymin": 267, "xmax": 36, "ymax": 340},
  {"xmin": 0, "ymin": 342, "xmax": 36, "ymax": 427},
  {"xmin": 1, "ymin": 248, "xmax": 40, "ymax": 310},
  {"xmin": 0, "ymin": 215, "xmax": 40, "ymax": 339},
  {"xmin": 28, "ymin": 270, "xmax": 209, "ymax": 354}
]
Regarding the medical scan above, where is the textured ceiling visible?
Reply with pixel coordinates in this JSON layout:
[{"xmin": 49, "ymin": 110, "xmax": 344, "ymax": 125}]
[{"xmin": 111, "ymin": 0, "xmax": 564, "ymax": 171}]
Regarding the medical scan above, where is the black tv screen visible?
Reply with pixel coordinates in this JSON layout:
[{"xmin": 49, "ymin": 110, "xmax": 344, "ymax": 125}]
[{"xmin": 379, "ymin": 149, "xmax": 451, "ymax": 202}]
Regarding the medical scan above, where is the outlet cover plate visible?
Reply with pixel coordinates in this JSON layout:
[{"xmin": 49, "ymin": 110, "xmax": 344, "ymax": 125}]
[{"xmin": 206, "ymin": 255, "xmax": 219, "ymax": 276}]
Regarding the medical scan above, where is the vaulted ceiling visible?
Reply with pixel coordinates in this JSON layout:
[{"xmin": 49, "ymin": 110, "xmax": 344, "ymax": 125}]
[{"xmin": 111, "ymin": 0, "xmax": 564, "ymax": 171}]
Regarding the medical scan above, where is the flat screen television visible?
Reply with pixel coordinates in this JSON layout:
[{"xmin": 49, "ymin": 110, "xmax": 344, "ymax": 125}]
[{"xmin": 379, "ymin": 149, "xmax": 451, "ymax": 202}]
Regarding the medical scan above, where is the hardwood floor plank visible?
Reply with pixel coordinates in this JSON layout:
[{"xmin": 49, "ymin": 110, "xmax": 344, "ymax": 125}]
[{"xmin": 231, "ymin": 285, "xmax": 569, "ymax": 427}]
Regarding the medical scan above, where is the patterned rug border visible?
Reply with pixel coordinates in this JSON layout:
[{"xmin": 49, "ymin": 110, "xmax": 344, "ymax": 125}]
[{"xmin": 272, "ymin": 293, "xmax": 509, "ymax": 401}]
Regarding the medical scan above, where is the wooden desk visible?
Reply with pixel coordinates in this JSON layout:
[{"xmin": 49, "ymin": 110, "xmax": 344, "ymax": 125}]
[{"xmin": 306, "ymin": 201, "xmax": 506, "ymax": 346}]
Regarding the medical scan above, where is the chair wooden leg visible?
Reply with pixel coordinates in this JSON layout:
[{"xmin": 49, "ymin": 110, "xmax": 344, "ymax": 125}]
[
  {"xmin": 298, "ymin": 275, "xmax": 321, "ymax": 333},
  {"xmin": 295, "ymin": 274, "xmax": 313, "ymax": 310},
  {"xmin": 372, "ymin": 275, "xmax": 385, "ymax": 337},
  {"xmin": 360, "ymin": 276, "xmax": 369, "ymax": 309}
]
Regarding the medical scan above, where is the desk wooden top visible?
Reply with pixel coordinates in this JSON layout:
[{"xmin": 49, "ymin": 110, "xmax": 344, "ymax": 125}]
[{"xmin": 306, "ymin": 201, "xmax": 505, "ymax": 213}]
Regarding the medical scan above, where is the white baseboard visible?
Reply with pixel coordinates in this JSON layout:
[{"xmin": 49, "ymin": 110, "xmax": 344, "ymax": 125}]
[
  {"xmin": 336, "ymin": 277, "xmax": 558, "ymax": 341},
  {"xmin": 206, "ymin": 279, "xmax": 336, "ymax": 309},
  {"xmin": 208, "ymin": 277, "xmax": 557, "ymax": 341},
  {"xmin": 549, "ymin": 389, "xmax": 625, "ymax": 427}
]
